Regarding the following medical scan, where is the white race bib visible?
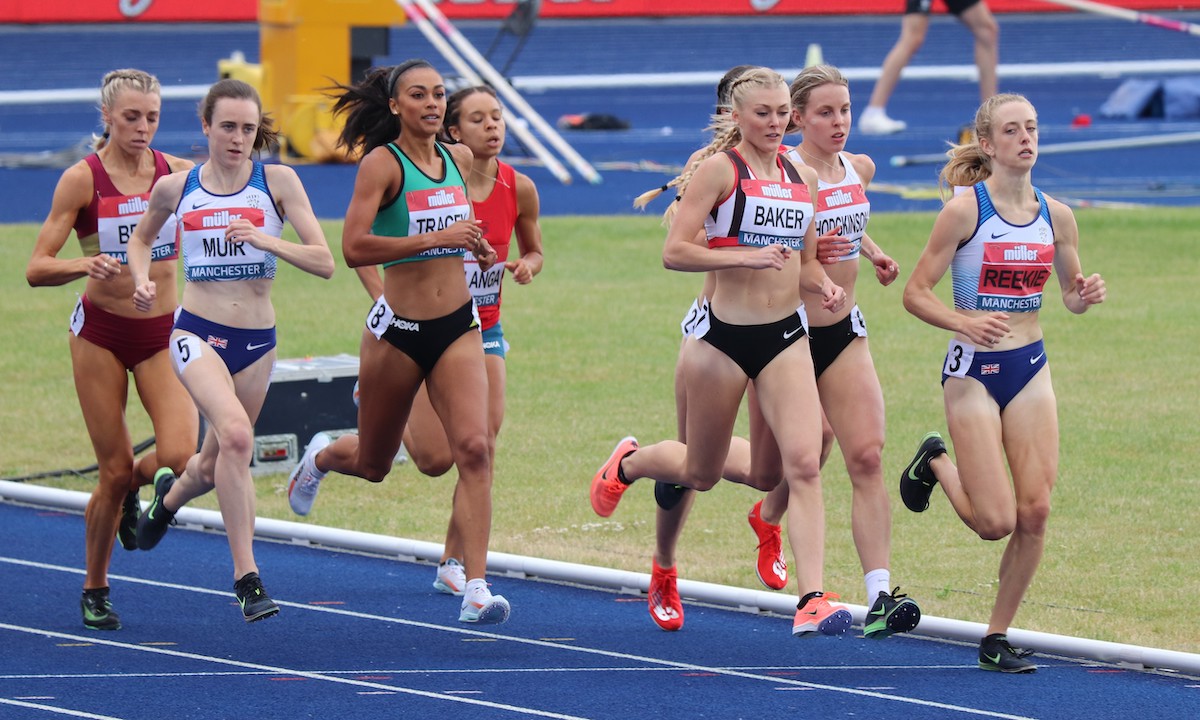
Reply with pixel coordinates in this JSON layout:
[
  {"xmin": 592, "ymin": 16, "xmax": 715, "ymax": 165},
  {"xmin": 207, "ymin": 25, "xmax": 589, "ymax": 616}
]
[
  {"xmin": 364, "ymin": 296, "xmax": 396, "ymax": 340},
  {"xmin": 69, "ymin": 296, "xmax": 85, "ymax": 336},
  {"xmin": 943, "ymin": 339, "xmax": 976, "ymax": 378},
  {"xmin": 171, "ymin": 333, "xmax": 204, "ymax": 375},
  {"xmin": 680, "ymin": 297, "xmax": 710, "ymax": 338},
  {"xmin": 850, "ymin": 304, "xmax": 868, "ymax": 338}
]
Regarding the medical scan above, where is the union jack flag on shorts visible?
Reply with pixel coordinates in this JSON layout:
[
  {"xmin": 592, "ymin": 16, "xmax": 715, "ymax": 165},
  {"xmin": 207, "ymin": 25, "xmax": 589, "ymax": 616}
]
[
  {"xmin": 980, "ymin": 362, "xmax": 1000, "ymax": 375},
  {"xmin": 207, "ymin": 335, "xmax": 228, "ymax": 349}
]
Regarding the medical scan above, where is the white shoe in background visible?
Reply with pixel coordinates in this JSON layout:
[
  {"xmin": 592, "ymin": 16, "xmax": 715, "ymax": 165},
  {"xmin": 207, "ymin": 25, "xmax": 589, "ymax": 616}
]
[{"xmin": 859, "ymin": 107, "xmax": 907, "ymax": 135}]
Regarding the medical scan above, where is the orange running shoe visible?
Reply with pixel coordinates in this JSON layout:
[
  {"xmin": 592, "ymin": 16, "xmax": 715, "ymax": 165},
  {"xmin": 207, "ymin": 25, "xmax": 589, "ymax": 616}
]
[
  {"xmin": 747, "ymin": 500, "xmax": 787, "ymax": 590},
  {"xmin": 590, "ymin": 436, "xmax": 638, "ymax": 517},
  {"xmin": 792, "ymin": 592, "xmax": 852, "ymax": 637},
  {"xmin": 648, "ymin": 559, "xmax": 683, "ymax": 631}
]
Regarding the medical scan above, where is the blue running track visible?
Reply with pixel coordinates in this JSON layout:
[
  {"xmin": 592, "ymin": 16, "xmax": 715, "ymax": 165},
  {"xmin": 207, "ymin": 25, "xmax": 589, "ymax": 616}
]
[{"xmin": 1, "ymin": 498, "xmax": 1198, "ymax": 719}]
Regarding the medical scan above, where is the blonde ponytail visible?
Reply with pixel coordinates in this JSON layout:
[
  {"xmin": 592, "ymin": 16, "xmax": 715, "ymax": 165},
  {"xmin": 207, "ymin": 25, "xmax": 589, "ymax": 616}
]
[{"xmin": 940, "ymin": 93, "xmax": 1035, "ymax": 199}]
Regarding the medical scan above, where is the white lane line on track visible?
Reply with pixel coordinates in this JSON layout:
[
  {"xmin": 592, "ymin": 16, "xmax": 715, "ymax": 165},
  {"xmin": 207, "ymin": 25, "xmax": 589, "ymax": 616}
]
[
  {"xmin": 0, "ymin": 623, "xmax": 588, "ymax": 720},
  {"xmin": 1, "ymin": 556, "xmax": 1037, "ymax": 720},
  {"xmin": 0, "ymin": 665, "xmax": 972, "ymax": 681},
  {"xmin": 0, "ymin": 697, "xmax": 124, "ymax": 719}
]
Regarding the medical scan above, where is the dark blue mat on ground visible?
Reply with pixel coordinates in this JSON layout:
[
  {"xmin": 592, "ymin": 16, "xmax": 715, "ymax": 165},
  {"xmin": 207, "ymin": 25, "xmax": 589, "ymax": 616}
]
[{"xmin": 1, "ymin": 500, "xmax": 1196, "ymax": 719}]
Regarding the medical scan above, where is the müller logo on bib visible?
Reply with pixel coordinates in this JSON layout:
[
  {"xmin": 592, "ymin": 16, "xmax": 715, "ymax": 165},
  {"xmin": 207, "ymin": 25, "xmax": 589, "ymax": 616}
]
[
  {"xmin": 116, "ymin": 196, "xmax": 150, "ymax": 216},
  {"xmin": 742, "ymin": 179, "xmax": 808, "ymax": 202},
  {"xmin": 1003, "ymin": 245, "xmax": 1040, "ymax": 262},
  {"xmin": 819, "ymin": 184, "xmax": 867, "ymax": 209},
  {"xmin": 183, "ymin": 207, "xmax": 265, "ymax": 231},
  {"xmin": 201, "ymin": 210, "xmax": 243, "ymax": 228},
  {"xmin": 427, "ymin": 189, "xmax": 458, "ymax": 207},
  {"xmin": 408, "ymin": 186, "xmax": 468, "ymax": 211},
  {"xmin": 759, "ymin": 183, "xmax": 792, "ymax": 199}
]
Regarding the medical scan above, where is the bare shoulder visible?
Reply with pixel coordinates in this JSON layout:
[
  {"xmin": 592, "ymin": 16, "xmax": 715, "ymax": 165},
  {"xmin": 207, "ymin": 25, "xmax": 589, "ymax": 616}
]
[
  {"xmin": 263, "ymin": 162, "xmax": 300, "ymax": 181},
  {"xmin": 147, "ymin": 169, "xmax": 187, "ymax": 204},
  {"xmin": 359, "ymin": 144, "xmax": 395, "ymax": 171},
  {"xmin": 514, "ymin": 169, "xmax": 539, "ymax": 199},
  {"xmin": 785, "ymin": 155, "xmax": 819, "ymax": 186},
  {"xmin": 263, "ymin": 163, "xmax": 309, "ymax": 206},
  {"xmin": 354, "ymin": 145, "xmax": 402, "ymax": 190},
  {"xmin": 39, "ymin": 159, "xmax": 95, "ymax": 223},
  {"xmin": 844, "ymin": 151, "xmax": 876, "ymax": 184},
  {"xmin": 695, "ymin": 150, "xmax": 736, "ymax": 182},
  {"xmin": 162, "ymin": 152, "xmax": 195, "ymax": 173},
  {"xmin": 55, "ymin": 159, "xmax": 95, "ymax": 202},
  {"xmin": 939, "ymin": 188, "xmax": 980, "ymax": 227},
  {"xmin": 1042, "ymin": 191, "xmax": 1074, "ymax": 219},
  {"xmin": 446, "ymin": 141, "xmax": 474, "ymax": 168},
  {"xmin": 1042, "ymin": 192, "xmax": 1079, "ymax": 234}
]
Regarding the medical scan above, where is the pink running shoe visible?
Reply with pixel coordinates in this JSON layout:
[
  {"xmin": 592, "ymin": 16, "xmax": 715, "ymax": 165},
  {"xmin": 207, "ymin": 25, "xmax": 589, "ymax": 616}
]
[
  {"xmin": 747, "ymin": 499, "xmax": 787, "ymax": 590},
  {"xmin": 590, "ymin": 436, "xmax": 638, "ymax": 517},
  {"xmin": 648, "ymin": 560, "xmax": 683, "ymax": 631},
  {"xmin": 792, "ymin": 592, "xmax": 852, "ymax": 637}
]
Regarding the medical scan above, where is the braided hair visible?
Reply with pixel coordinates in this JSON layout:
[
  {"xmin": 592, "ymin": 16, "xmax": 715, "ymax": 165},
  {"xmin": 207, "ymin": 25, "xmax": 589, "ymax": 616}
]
[
  {"xmin": 93, "ymin": 69, "xmax": 160, "ymax": 151},
  {"xmin": 633, "ymin": 67, "xmax": 785, "ymax": 224}
]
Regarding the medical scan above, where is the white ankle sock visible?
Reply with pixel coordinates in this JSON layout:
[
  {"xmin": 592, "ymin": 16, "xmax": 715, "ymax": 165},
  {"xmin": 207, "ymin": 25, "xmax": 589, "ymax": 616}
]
[{"xmin": 864, "ymin": 568, "xmax": 891, "ymax": 601}]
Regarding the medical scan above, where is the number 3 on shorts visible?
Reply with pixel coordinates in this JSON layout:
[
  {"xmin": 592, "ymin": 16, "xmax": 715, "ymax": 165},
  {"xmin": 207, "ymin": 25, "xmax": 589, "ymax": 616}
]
[{"xmin": 943, "ymin": 339, "xmax": 975, "ymax": 378}]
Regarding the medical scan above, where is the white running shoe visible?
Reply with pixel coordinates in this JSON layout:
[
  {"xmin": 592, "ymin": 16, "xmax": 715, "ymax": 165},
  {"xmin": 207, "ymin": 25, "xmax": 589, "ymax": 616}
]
[
  {"xmin": 858, "ymin": 107, "xmax": 907, "ymax": 135},
  {"xmin": 287, "ymin": 432, "xmax": 332, "ymax": 516},
  {"xmin": 459, "ymin": 581, "xmax": 511, "ymax": 624},
  {"xmin": 433, "ymin": 558, "xmax": 466, "ymax": 596}
]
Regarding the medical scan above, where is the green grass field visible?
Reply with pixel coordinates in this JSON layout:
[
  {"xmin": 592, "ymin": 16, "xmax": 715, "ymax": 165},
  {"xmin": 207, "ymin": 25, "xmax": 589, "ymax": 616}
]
[{"xmin": 3, "ymin": 209, "xmax": 1197, "ymax": 653}]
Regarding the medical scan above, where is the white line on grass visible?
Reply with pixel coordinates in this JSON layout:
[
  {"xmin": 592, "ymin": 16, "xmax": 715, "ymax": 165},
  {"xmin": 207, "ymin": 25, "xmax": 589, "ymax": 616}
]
[{"xmin": 0, "ymin": 556, "xmax": 1036, "ymax": 720}]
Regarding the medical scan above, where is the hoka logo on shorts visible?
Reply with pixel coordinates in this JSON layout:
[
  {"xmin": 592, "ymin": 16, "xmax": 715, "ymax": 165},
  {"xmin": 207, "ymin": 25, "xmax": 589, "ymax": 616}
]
[
  {"xmin": 202, "ymin": 210, "xmax": 244, "ymax": 228},
  {"xmin": 117, "ymin": 196, "xmax": 149, "ymax": 216},
  {"xmin": 391, "ymin": 318, "xmax": 420, "ymax": 332},
  {"xmin": 1004, "ymin": 245, "xmax": 1040, "ymax": 261},
  {"xmin": 427, "ymin": 189, "xmax": 456, "ymax": 207},
  {"xmin": 760, "ymin": 183, "xmax": 793, "ymax": 199},
  {"xmin": 824, "ymin": 189, "xmax": 854, "ymax": 208}
]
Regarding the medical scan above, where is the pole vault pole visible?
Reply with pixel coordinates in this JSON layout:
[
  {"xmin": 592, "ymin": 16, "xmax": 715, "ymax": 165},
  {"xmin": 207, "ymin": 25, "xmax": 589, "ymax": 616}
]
[
  {"xmin": 890, "ymin": 131, "xmax": 1200, "ymax": 167},
  {"xmin": 1037, "ymin": 0, "xmax": 1200, "ymax": 36},
  {"xmin": 393, "ymin": 0, "xmax": 573, "ymax": 185},
  {"xmin": 408, "ymin": 0, "xmax": 602, "ymax": 185}
]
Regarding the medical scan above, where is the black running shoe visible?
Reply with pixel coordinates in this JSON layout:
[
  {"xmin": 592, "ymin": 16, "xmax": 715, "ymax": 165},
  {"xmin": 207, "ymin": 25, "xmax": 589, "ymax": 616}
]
[
  {"xmin": 863, "ymin": 587, "xmax": 921, "ymax": 639},
  {"xmin": 81, "ymin": 587, "xmax": 121, "ymax": 631},
  {"xmin": 234, "ymin": 572, "xmax": 279, "ymax": 623},
  {"xmin": 899, "ymin": 432, "xmax": 947, "ymax": 512},
  {"xmin": 136, "ymin": 468, "xmax": 177, "ymax": 551},
  {"xmin": 978, "ymin": 633, "xmax": 1037, "ymax": 673},
  {"xmin": 117, "ymin": 489, "xmax": 140, "ymax": 551}
]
